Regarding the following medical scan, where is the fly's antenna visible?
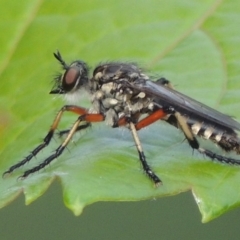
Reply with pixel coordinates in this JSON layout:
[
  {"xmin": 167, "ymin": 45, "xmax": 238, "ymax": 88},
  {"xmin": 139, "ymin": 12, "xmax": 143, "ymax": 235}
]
[{"xmin": 53, "ymin": 51, "xmax": 68, "ymax": 69}]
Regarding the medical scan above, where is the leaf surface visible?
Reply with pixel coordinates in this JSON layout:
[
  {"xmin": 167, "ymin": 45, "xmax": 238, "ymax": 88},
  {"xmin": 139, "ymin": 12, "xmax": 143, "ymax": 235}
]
[{"xmin": 0, "ymin": 0, "xmax": 240, "ymax": 222}]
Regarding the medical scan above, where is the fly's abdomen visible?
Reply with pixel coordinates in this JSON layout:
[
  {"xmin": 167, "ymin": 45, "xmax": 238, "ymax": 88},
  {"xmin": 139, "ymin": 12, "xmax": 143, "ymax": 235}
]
[{"xmin": 190, "ymin": 121, "xmax": 240, "ymax": 154}]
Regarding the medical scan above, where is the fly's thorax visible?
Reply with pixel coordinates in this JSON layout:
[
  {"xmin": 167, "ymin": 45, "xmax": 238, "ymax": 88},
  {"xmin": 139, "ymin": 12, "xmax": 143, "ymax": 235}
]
[
  {"xmin": 92, "ymin": 62, "xmax": 146, "ymax": 83},
  {"xmin": 89, "ymin": 79, "xmax": 154, "ymax": 127},
  {"xmin": 89, "ymin": 62, "xmax": 154, "ymax": 127}
]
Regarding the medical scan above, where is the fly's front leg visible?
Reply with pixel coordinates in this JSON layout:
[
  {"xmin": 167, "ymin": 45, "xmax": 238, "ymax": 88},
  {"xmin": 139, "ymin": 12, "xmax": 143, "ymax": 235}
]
[
  {"xmin": 3, "ymin": 105, "xmax": 89, "ymax": 176},
  {"xmin": 58, "ymin": 123, "xmax": 91, "ymax": 137},
  {"xmin": 19, "ymin": 113, "xmax": 104, "ymax": 179}
]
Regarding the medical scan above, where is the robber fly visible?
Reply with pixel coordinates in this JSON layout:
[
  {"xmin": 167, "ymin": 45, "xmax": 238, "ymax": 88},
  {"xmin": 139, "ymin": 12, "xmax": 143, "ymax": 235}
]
[{"xmin": 4, "ymin": 51, "xmax": 240, "ymax": 186}]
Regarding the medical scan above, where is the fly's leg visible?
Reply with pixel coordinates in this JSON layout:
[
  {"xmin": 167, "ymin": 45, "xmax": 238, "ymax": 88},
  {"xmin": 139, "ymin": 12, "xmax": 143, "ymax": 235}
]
[
  {"xmin": 58, "ymin": 123, "xmax": 91, "ymax": 137},
  {"xmin": 18, "ymin": 113, "xmax": 104, "ymax": 179},
  {"xmin": 198, "ymin": 148, "xmax": 240, "ymax": 164},
  {"xmin": 135, "ymin": 109, "xmax": 171, "ymax": 130},
  {"xmin": 3, "ymin": 105, "xmax": 90, "ymax": 176},
  {"xmin": 117, "ymin": 109, "xmax": 168, "ymax": 130},
  {"xmin": 129, "ymin": 120, "xmax": 162, "ymax": 186},
  {"xmin": 119, "ymin": 108, "xmax": 170, "ymax": 186},
  {"xmin": 173, "ymin": 112, "xmax": 199, "ymax": 149}
]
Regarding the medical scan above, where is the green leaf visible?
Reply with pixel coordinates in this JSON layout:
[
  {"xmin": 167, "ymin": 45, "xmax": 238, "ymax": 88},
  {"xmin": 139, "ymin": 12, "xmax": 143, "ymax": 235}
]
[{"xmin": 0, "ymin": 0, "xmax": 240, "ymax": 223}]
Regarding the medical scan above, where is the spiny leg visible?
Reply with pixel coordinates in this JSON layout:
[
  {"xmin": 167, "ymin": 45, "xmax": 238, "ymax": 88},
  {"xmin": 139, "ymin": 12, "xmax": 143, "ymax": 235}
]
[
  {"xmin": 129, "ymin": 121, "xmax": 161, "ymax": 186},
  {"xmin": 124, "ymin": 109, "xmax": 170, "ymax": 186},
  {"xmin": 19, "ymin": 113, "xmax": 104, "ymax": 179},
  {"xmin": 198, "ymin": 148, "xmax": 240, "ymax": 165},
  {"xmin": 58, "ymin": 123, "xmax": 91, "ymax": 137},
  {"xmin": 3, "ymin": 105, "xmax": 89, "ymax": 176}
]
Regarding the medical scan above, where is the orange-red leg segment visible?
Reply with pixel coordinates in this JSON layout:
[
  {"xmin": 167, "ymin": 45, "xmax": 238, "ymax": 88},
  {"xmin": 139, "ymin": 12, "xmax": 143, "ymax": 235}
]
[{"xmin": 135, "ymin": 109, "xmax": 167, "ymax": 130}]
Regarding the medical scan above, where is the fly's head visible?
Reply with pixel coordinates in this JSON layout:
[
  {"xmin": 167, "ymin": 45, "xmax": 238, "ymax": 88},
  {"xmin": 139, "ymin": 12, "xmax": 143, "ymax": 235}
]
[{"xmin": 50, "ymin": 51, "xmax": 89, "ymax": 99}]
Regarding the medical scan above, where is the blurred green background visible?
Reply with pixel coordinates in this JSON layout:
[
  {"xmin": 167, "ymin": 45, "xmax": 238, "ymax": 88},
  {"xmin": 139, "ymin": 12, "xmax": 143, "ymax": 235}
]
[
  {"xmin": 1, "ymin": 184, "xmax": 240, "ymax": 239},
  {"xmin": 1, "ymin": 0, "xmax": 240, "ymax": 239}
]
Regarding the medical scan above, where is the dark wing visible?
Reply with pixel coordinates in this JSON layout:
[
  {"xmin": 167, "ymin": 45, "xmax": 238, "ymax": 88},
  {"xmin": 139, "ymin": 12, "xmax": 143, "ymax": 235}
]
[{"xmin": 132, "ymin": 79, "xmax": 240, "ymax": 132}]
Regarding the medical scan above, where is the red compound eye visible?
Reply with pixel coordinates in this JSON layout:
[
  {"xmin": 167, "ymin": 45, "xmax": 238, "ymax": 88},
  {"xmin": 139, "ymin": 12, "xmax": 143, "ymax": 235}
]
[{"xmin": 62, "ymin": 66, "xmax": 80, "ymax": 91}]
